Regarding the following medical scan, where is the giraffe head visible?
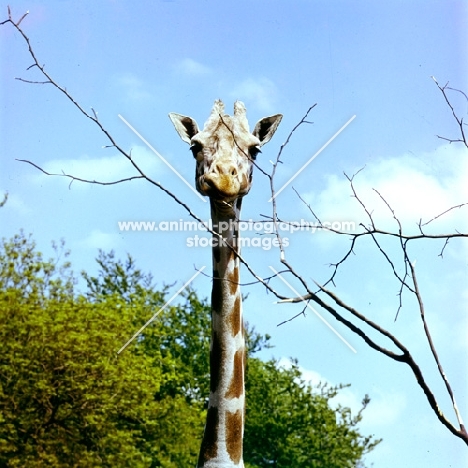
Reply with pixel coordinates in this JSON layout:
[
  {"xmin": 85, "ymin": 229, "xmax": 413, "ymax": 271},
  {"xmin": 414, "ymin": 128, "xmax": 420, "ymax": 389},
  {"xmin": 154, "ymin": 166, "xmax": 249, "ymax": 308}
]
[{"xmin": 169, "ymin": 100, "xmax": 282, "ymax": 203}]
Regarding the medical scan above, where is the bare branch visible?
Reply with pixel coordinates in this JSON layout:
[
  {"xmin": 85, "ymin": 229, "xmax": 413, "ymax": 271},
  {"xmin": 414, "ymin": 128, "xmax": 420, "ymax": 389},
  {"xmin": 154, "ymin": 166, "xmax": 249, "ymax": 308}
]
[
  {"xmin": 17, "ymin": 159, "xmax": 145, "ymax": 186},
  {"xmin": 277, "ymin": 301, "xmax": 308, "ymax": 327},
  {"xmin": 271, "ymin": 160, "xmax": 467, "ymax": 442},
  {"xmin": 15, "ymin": 9, "xmax": 29, "ymax": 26},
  {"xmin": 438, "ymin": 237, "xmax": 451, "ymax": 258},
  {"xmin": 421, "ymin": 202, "xmax": 468, "ymax": 227},
  {"xmin": 15, "ymin": 77, "xmax": 52, "ymax": 84},
  {"xmin": 269, "ymin": 105, "xmax": 317, "ymax": 263},
  {"xmin": 275, "ymin": 270, "xmax": 468, "ymax": 444},
  {"xmin": 315, "ymin": 281, "xmax": 468, "ymax": 443},
  {"xmin": 408, "ymin": 260, "xmax": 466, "ymax": 435},
  {"xmin": 432, "ymin": 76, "xmax": 468, "ymax": 148}
]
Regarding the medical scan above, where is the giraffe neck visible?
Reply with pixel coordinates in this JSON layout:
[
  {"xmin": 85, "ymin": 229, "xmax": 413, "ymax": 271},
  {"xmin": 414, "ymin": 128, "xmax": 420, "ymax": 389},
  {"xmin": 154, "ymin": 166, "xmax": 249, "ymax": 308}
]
[{"xmin": 197, "ymin": 198, "xmax": 245, "ymax": 468}]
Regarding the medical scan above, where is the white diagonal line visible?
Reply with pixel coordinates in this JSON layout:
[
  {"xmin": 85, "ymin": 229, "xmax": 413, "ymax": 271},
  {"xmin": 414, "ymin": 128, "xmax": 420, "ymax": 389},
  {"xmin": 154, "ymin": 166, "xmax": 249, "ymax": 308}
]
[
  {"xmin": 269, "ymin": 266, "xmax": 357, "ymax": 353},
  {"xmin": 117, "ymin": 266, "xmax": 206, "ymax": 354},
  {"xmin": 118, "ymin": 114, "xmax": 207, "ymax": 202},
  {"xmin": 269, "ymin": 115, "xmax": 356, "ymax": 202}
]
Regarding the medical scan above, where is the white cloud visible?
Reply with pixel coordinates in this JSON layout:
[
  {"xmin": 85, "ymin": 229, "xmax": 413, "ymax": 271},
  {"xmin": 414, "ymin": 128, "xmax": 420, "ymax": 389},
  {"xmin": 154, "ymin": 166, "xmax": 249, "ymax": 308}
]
[
  {"xmin": 277, "ymin": 356, "xmax": 323, "ymax": 386},
  {"xmin": 304, "ymin": 144, "xmax": 468, "ymax": 237},
  {"xmin": 358, "ymin": 388, "xmax": 407, "ymax": 428},
  {"xmin": 176, "ymin": 58, "xmax": 212, "ymax": 76},
  {"xmin": 78, "ymin": 229, "xmax": 124, "ymax": 251},
  {"xmin": 278, "ymin": 357, "xmax": 362, "ymax": 412},
  {"xmin": 279, "ymin": 357, "xmax": 407, "ymax": 428},
  {"xmin": 29, "ymin": 146, "xmax": 161, "ymax": 188},
  {"xmin": 229, "ymin": 77, "xmax": 279, "ymax": 113},
  {"xmin": 114, "ymin": 73, "xmax": 152, "ymax": 101}
]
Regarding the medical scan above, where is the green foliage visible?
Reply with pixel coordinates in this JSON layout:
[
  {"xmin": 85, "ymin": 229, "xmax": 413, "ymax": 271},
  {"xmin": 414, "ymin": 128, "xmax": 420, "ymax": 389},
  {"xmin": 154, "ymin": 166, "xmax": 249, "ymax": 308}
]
[
  {"xmin": 82, "ymin": 250, "xmax": 211, "ymax": 404},
  {"xmin": 0, "ymin": 232, "xmax": 74, "ymax": 302},
  {"xmin": 0, "ymin": 234, "xmax": 202, "ymax": 467},
  {"xmin": 82, "ymin": 250, "xmax": 161, "ymax": 304},
  {"xmin": 244, "ymin": 359, "xmax": 380, "ymax": 467},
  {"xmin": 0, "ymin": 232, "xmax": 380, "ymax": 467}
]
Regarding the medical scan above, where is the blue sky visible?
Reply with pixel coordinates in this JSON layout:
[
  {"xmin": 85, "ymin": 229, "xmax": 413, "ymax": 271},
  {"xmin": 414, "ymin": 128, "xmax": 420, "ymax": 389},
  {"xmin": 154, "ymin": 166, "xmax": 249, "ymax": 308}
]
[{"xmin": 1, "ymin": 1, "xmax": 467, "ymax": 466}]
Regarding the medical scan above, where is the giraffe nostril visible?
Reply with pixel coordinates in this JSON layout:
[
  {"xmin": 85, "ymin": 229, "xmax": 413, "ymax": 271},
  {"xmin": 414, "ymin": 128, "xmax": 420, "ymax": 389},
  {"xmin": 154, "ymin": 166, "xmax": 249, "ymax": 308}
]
[{"xmin": 213, "ymin": 163, "xmax": 238, "ymax": 177}]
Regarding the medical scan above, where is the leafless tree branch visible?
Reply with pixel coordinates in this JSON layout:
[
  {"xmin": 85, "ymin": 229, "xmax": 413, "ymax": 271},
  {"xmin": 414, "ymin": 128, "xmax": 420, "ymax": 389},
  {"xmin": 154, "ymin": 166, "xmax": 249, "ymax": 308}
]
[
  {"xmin": 268, "ymin": 104, "xmax": 317, "ymax": 263},
  {"xmin": 432, "ymin": 76, "xmax": 468, "ymax": 148},
  {"xmin": 263, "ymin": 77, "xmax": 467, "ymax": 443},
  {"xmin": 16, "ymin": 158, "xmax": 146, "ymax": 188},
  {"xmin": 420, "ymin": 202, "xmax": 468, "ymax": 227},
  {"xmin": 277, "ymin": 301, "xmax": 308, "ymax": 326},
  {"xmin": 314, "ymin": 281, "xmax": 466, "ymax": 442},
  {"xmin": 407, "ymin": 259, "xmax": 466, "ymax": 434}
]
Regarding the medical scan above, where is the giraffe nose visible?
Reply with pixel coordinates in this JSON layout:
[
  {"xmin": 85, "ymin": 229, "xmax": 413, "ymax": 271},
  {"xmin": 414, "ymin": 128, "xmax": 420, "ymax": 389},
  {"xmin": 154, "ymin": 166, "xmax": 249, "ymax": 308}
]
[
  {"xmin": 203, "ymin": 162, "xmax": 241, "ymax": 198},
  {"xmin": 213, "ymin": 162, "xmax": 238, "ymax": 177}
]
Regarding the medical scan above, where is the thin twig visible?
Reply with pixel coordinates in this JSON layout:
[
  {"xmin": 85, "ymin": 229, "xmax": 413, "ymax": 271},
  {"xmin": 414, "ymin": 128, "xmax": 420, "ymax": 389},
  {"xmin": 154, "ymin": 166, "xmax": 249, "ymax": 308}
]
[
  {"xmin": 432, "ymin": 76, "xmax": 467, "ymax": 148},
  {"xmin": 420, "ymin": 202, "xmax": 468, "ymax": 227}
]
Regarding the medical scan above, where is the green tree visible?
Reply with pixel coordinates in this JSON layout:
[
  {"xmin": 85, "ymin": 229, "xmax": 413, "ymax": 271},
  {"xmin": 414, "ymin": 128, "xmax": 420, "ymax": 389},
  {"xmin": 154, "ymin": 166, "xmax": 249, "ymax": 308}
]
[
  {"xmin": 244, "ymin": 358, "xmax": 380, "ymax": 468},
  {"xmin": 0, "ymin": 233, "xmax": 379, "ymax": 467},
  {"xmin": 82, "ymin": 250, "xmax": 211, "ymax": 403},
  {"xmin": 0, "ymin": 234, "xmax": 202, "ymax": 467}
]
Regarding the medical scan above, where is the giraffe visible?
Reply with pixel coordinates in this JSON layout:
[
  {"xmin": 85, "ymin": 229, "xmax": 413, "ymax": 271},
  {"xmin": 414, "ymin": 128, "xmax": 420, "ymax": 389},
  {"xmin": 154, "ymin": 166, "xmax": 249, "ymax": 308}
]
[{"xmin": 169, "ymin": 100, "xmax": 282, "ymax": 467}]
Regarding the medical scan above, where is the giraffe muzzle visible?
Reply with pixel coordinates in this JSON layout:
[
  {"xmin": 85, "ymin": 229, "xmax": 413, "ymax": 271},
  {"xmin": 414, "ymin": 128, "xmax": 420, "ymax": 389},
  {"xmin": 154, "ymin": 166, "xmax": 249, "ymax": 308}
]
[{"xmin": 201, "ymin": 172, "xmax": 241, "ymax": 199}]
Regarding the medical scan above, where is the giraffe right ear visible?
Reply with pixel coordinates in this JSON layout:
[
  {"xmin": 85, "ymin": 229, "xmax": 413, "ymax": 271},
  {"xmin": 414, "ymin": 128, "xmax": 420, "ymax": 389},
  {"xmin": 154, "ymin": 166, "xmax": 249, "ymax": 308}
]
[
  {"xmin": 252, "ymin": 114, "xmax": 283, "ymax": 147},
  {"xmin": 169, "ymin": 113, "xmax": 200, "ymax": 145}
]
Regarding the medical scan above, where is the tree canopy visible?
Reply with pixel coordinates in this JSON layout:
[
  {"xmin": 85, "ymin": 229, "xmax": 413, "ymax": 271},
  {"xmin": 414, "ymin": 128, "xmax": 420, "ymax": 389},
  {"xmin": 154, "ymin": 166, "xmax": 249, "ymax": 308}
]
[
  {"xmin": 0, "ymin": 232, "xmax": 380, "ymax": 467},
  {"xmin": 245, "ymin": 359, "xmax": 377, "ymax": 468}
]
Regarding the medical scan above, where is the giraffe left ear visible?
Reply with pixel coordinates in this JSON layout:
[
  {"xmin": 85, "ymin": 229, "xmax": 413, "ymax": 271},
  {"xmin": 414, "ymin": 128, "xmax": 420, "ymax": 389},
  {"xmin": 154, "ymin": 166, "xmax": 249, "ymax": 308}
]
[
  {"xmin": 169, "ymin": 113, "xmax": 200, "ymax": 145},
  {"xmin": 253, "ymin": 114, "xmax": 283, "ymax": 146}
]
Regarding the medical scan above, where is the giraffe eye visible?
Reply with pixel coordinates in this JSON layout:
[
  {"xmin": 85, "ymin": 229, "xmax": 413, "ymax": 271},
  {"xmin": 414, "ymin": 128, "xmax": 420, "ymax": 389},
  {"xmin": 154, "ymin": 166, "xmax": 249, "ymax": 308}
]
[
  {"xmin": 249, "ymin": 145, "xmax": 262, "ymax": 160},
  {"xmin": 190, "ymin": 142, "xmax": 203, "ymax": 159}
]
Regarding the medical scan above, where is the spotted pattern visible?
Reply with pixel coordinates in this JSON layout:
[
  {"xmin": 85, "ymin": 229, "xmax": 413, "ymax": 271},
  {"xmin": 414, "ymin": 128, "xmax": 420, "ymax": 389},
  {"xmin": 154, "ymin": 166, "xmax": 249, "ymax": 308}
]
[{"xmin": 169, "ymin": 101, "xmax": 282, "ymax": 468}]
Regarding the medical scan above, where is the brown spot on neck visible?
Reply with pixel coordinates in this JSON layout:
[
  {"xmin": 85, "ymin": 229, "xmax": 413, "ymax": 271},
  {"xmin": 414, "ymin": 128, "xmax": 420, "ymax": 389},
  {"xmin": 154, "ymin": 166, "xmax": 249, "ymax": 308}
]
[
  {"xmin": 228, "ymin": 265, "xmax": 239, "ymax": 296},
  {"xmin": 211, "ymin": 276, "xmax": 223, "ymax": 315},
  {"xmin": 197, "ymin": 406, "xmax": 219, "ymax": 466},
  {"xmin": 229, "ymin": 294, "xmax": 242, "ymax": 336},
  {"xmin": 225, "ymin": 348, "xmax": 245, "ymax": 399},
  {"xmin": 210, "ymin": 331, "xmax": 222, "ymax": 394},
  {"xmin": 225, "ymin": 410, "xmax": 243, "ymax": 463}
]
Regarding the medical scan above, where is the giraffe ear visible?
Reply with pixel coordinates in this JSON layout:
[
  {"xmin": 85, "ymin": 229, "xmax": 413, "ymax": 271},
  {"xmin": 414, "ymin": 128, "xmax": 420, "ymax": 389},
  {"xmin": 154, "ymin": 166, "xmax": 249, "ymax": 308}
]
[
  {"xmin": 169, "ymin": 113, "xmax": 200, "ymax": 145},
  {"xmin": 252, "ymin": 114, "xmax": 283, "ymax": 146}
]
